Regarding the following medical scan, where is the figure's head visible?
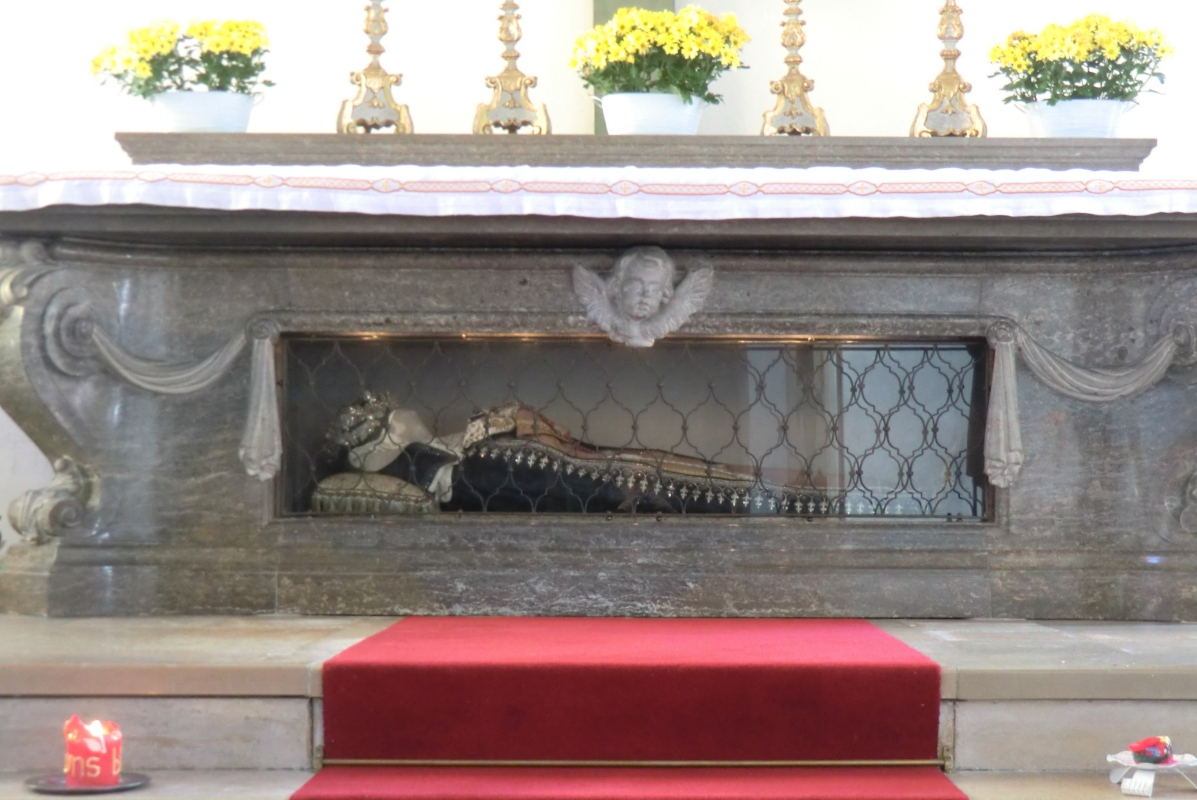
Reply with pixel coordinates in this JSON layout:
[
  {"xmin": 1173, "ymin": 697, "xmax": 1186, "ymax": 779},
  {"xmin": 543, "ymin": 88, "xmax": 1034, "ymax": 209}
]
[
  {"xmin": 332, "ymin": 393, "xmax": 435, "ymax": 473},
  {"xmin": 607, "ymin": 246, "xmax": 676, "ymax": 322},
  {"xmin": 332, "ymin": 392, "xmax": 395, "ymax": 450}
]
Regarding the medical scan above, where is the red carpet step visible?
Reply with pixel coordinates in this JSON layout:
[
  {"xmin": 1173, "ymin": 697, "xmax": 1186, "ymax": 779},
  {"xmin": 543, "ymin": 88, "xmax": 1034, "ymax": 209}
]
[
  {"xmin": 320, "ymin": 617, "xmax": 941, "ymax": 763},
  {"xmin": 294, "ymin": 766, "xmax": 967, "ymax": 800}
]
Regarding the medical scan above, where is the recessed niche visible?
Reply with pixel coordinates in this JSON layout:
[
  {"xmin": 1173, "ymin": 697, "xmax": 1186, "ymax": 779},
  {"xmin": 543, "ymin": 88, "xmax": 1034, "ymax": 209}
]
[{"xmin": 281, "ymin": 337, "xmax": 989, "ymax": 520}]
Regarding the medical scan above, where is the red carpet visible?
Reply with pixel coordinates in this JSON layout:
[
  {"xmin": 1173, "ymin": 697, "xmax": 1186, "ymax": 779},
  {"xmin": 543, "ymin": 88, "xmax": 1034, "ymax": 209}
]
[
  {"xmin": 322, "ymin": 617, "xmax": 940, "ymax": 762},
  {"xmin": 293, "ymin": 766, "xmax": 966, "ymax": 800},
  {"xmin": 298, "ymin": 618, "xmax": 959, "ymax": 800}
]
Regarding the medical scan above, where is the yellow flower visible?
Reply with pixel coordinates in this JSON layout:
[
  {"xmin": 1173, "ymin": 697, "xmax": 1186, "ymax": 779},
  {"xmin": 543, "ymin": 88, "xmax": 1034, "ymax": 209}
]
[
  {"xmin": 91, "ymin": 45, "xmax": 119, "ymax": 75},
  {"xmin": 189, "ymin": 20, "xmax": 269, "ymax": 55},
  {"xmin": 186, "ymin": 20, "xmax": 216, "ymax": 41},
  {"xmin": 992, "ymin": 15, "xmax": 1169, "ymax": 73},
  {"xmin": 572, "ymin": 5, "xmax": 748, "ymax": 74},
  {"xmin": 126, "ymin": 21, "xmax": 180, "ymax": 60}
]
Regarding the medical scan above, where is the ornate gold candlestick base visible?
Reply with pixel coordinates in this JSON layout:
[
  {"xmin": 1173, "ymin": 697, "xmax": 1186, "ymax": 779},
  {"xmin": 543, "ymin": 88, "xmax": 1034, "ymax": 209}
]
[
  {"xmin": 474, "ymin": 0, "xmax": 550, "ymax": 135},
  {"xmin": 762, "ymin": 0, "xmax": 827, "ymax": 137},
  {"xmin": 338, "ymin": 0, "xmax": 413, "ymax": 135},
  {"xmin": 911, "ymin": 0, "xmax": 985, "ymax": 138}
]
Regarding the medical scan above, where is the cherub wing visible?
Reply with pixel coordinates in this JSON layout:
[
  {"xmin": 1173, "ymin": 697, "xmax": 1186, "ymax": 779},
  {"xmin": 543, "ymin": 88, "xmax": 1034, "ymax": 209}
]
[
  {"xmin": 642, "ymin": 266, "xmax": 714, "ymax": 341},
  {"xmin": 572, "ymin": 264, "xmax": 619, "ymax": 336}
]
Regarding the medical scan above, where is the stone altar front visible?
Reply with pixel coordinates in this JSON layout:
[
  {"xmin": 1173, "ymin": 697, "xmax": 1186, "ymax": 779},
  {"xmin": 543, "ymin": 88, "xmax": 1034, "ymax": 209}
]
[{"xmin": 3, "ymin": 157, "xmax": 1197, "ymax": 619}]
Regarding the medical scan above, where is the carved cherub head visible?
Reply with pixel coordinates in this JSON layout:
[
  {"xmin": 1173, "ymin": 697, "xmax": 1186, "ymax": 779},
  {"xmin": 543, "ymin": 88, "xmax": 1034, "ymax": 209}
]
[
  {"xmin": 574, "ymin": 246, "xmax": 714, "ymax": 348},
  {"xmin": 607, "ymin": 247, "xmax": 677, "ymax": 322}
]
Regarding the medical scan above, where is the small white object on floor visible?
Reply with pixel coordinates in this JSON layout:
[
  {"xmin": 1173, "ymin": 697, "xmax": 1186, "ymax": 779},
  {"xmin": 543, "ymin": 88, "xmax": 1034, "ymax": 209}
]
[
  {"xmin": 1107, "ymin": 752, "xmax": 1197, "ymax": 797},
  {"xmin": 1121, "ymin": 769, "xmax": 1156, "ymax": 797}
]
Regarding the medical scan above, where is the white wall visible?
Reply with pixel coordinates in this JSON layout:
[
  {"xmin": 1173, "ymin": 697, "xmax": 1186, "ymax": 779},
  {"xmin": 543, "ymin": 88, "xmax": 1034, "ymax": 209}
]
[
  {"xmin": 0, "ymin": 0, "xmax": 1194, "ymax": 165},
  {"xmin": 698, "ymin": 0, "xmax": 1197, "ymax": 169},
  {"xmin": 0, "ymin": 407, "xmax": 53, "ymax": 554},
  {"xmin": 0, "ymin": 0, "xmax": 596, "ymax": 167}
]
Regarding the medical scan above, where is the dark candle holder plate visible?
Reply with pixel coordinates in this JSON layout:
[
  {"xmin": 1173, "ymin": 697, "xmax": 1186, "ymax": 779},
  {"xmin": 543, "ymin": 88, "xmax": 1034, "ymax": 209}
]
[{"xmin": 25, "ymin": 774, "xmax": 150, "ymax": 795}]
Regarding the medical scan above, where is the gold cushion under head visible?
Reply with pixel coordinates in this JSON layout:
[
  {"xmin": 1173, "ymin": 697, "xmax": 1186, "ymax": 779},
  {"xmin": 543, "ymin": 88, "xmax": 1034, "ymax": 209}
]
[{"xmin": 312, "ymin": 472, "xmax": 435, "ymax": 515}]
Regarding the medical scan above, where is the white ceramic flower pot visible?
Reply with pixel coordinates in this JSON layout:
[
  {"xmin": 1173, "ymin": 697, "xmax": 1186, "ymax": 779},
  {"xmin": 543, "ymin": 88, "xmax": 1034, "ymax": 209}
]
[
  {"xmin": 600, "ymin": 93, "xmax": 705, "ymax": 136},
  {"xmin": 1021, "ymin": 99, "xmax": 1134, "ymax": 138},
  {"xmin": 151, "ymin": 91, "xmax": 255, "ymax": 133}
]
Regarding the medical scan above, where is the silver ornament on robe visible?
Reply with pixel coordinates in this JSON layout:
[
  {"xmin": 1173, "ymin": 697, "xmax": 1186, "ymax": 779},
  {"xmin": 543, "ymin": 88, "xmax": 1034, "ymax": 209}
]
[{"xmin": 573, "ymin": 247, "xmax": 713, "ymax": 348}]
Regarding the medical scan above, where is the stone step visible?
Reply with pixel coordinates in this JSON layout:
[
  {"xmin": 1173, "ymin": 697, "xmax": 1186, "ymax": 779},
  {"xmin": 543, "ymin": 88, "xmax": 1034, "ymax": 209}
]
[
  {"xmin": 3, "ymin": 618, "xmax": 1197, "ymax": 774},
  {"xmin": 0, "ymin": 617, "xmax": 394, "ymax": 773}
]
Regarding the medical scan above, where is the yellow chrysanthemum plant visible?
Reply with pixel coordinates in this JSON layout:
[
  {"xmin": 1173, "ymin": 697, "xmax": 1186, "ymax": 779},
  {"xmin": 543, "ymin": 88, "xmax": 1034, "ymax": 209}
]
[
  {"xmin": 92, "ymin": 20, "xmax": 274, "ymax": 99},
  {"xmin": 990, "ymin": 15, "xmax": 1171, "ymax": 105},
  {"xmin": 571, "ymin": 6, "xmax": 749, "ymax": 105}
]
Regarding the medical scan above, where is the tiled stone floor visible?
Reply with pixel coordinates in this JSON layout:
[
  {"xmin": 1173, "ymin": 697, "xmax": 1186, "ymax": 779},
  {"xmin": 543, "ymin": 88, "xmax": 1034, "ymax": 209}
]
[
  {"xmin": 0, "ymin": 771, "xmax": 309, "ymax": 800},
  {"xmin": 953, "ymin": 770, "xmax": 1197, "ymax": 799},
  {"xmin": 0, "ymin": 771, "xmax": 1190, "ymax": 800}
]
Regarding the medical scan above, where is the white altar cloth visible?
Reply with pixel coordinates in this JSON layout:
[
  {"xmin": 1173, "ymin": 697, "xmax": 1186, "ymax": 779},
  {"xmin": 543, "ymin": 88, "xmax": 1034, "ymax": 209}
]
[{"xmin": 3, "ymin": 163, "xmax": 1196, "ymax": 220}]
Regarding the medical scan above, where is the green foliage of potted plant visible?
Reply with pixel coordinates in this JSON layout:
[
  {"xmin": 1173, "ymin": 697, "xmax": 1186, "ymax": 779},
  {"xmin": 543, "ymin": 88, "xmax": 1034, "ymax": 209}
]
[
  {"xmin": 571, "ymin": 6, "xmax": 749, "ymax": 135},
  {"xmin": 93, "ymin": 21, "xmax": 274, "ymax": 132},
  {"xmin": 990, "ymin": 14, "xmax": 1171, "ymax": 137}
]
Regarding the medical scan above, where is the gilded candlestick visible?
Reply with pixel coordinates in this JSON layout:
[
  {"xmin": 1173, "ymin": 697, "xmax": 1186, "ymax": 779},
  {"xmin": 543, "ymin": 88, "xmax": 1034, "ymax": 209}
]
[
  {"xmin": 337, "ymin": 0, "xmax": 413, "ymax": 135},
  {"xmin": 911, "ymin": 0, "xmax": 985, "ymax": 137},
  {"xmin": 473, "ymin": 0, "xmax": 551, "ymax": 135},
  {"xmin": 761, "ymin": 0, "xmax": 828, "ymax": 137}
]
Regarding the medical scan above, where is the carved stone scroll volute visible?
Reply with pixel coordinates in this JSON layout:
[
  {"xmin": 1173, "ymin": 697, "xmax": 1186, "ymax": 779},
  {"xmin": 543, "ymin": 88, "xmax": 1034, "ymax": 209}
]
[
  {"xmin": 7, "ymin": 457, "xmax": 93, "ymax": 545},
  {"xmin": 1177, "ymin": 473, "xmax": 1197, "ymax": 535},
  {"xmin": 0, "ymin": 239, "xmax": 96, "ymax": 556},
  {"xmin": 0, "ymin": 240, "xmax": 54, "ymax": 324}
]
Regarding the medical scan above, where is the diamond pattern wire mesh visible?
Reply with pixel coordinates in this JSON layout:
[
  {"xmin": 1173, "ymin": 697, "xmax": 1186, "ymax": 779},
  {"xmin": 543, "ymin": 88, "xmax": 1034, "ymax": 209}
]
[{"xmin": 281, "ymin": 337, "xmax": 989, "ymax": 520}]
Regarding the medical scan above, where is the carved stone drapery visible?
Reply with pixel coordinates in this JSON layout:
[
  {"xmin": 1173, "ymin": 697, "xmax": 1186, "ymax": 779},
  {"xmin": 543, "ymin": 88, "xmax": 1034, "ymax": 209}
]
[
  {"xmin": 240, "ymin": 321, "xmax": 283, "ymax": 480},
  {"xmin": 984, "ymin": 320, "xmax": 1195, "ymax": 490},
  {"xmin": 2, "ymin": 240, "xmax": 285, "ymax": 554},
  {"xmin": 984, "ymin": 322, "xmax": 1022, "ymax": 489},
  {"xmin": 40, "ymin": 289, "xmax": 282, "ymax": 480},
  {"xmin": 1018, "ymin": 330, "xmax": 1183, "ymax": 403},
  {"xmin": 92, "ymin": 325, "xmax": 247, "ymax": 395}
]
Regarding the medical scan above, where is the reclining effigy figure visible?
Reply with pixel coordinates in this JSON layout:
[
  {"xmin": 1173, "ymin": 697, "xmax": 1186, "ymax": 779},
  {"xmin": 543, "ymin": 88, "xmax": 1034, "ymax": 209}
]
[{"xmin": 312, "ymin": 394, "xmax": 828, "ymax": 516}]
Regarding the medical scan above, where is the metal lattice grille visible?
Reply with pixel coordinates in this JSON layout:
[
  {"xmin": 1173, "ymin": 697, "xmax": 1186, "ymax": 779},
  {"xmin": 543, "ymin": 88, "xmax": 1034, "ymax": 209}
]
[{"xmin": 281, "ymin": 337, "xmax": 989, "ymax": 520}]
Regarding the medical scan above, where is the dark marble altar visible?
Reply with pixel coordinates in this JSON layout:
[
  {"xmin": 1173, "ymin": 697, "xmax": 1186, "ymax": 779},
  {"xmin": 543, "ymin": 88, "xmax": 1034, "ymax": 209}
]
[{"xmin": 3, "ymin": 204, "xmax": 1197, "ymax": 619}]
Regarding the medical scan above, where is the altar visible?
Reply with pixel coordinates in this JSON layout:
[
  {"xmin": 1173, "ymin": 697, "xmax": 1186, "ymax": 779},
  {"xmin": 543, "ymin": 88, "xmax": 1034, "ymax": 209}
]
[{"xmin": 4, "ymin": 141, "xmax": 1197, "ymax": 620}]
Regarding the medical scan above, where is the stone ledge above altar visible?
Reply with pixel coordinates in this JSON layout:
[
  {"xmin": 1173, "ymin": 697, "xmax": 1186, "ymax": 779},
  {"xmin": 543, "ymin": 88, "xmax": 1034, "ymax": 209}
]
[{"xmin": 113, "ymin": 134, "xmax": 1158, "ymax": 172}]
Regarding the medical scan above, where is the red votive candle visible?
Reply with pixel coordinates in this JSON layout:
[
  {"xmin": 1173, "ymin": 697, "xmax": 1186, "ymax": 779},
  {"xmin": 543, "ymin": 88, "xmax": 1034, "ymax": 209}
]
[{"xmin": 63, "ymin": 715, "xmax": 122, "ymax": 787}]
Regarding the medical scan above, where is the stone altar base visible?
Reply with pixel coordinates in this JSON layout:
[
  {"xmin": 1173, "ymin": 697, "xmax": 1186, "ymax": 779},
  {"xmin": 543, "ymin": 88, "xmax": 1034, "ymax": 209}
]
[{"xmin": 4, "ymin": 204, "xmax": 1197, "ymax": 619}]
